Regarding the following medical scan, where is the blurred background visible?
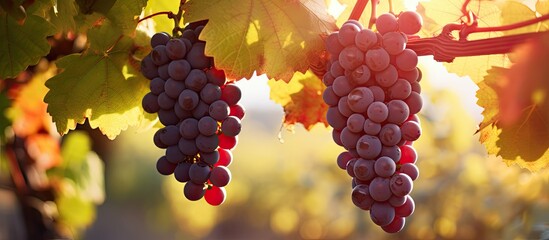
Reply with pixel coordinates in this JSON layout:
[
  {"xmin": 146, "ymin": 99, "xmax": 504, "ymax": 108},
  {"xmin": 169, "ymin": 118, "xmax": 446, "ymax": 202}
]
[{"xmin": 4, "ymin": 57, "xmax": 547, "ymax": 240}]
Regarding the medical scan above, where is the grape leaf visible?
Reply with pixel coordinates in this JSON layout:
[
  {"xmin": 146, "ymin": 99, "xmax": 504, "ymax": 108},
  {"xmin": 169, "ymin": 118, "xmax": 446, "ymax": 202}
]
[
  {"xmin": 537, "ymin": 0, "xmax": 549, "ymax": 14},
  {"xmin": 75, "ymin": 0, "xmax": 115, "ymax": 15},
  {"xmin": 105, "ymin": 0, "xmax": 147, "ymax": 36},
  {"xmin": 48, "ymin": 0, "xmax": 78, "ymax": 33},
  {"xmin": 269, "ymin": 70, "xmax": 328, "ymax": 130},
  {"xmin": 499, "ymin": 1, "xmax": 537, "ymax": 36},
  {"xmin": 0, "ymin": 92, "xmax": 11, "ymax": 138},
  {"xmin": 44, "ymin": 23, "xmax": 150, "ymax": 140},
  {"xmin": 0, "ymin": 13, "xmax": 55, "ymax": 78},
  {"xmin": 183, "ymin": 0, "xmax": 337, "ymax": 82},
  {"xmin": 477, "ymin": 34, "xmax": 549, "ymax": 171},
  {"xmin": 144, "ymin": 0, "xmax": 180, "ymax": 34}
]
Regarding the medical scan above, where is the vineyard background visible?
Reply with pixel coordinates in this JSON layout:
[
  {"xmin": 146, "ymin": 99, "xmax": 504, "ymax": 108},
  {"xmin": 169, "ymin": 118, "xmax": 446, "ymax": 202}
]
[{"xmin": 2, "ymin": 0, "xmax": 549, "ymax": 239}]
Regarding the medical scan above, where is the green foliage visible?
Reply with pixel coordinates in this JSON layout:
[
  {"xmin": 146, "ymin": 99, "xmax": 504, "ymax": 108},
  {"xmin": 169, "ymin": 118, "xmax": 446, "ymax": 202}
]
[
  {"xmin": 183, "ymin": 0, "xmax": 337, "ymax": 82},
  {"xmin": 0, "ymin": 13, "xmax": 55, "ymax": 78}
]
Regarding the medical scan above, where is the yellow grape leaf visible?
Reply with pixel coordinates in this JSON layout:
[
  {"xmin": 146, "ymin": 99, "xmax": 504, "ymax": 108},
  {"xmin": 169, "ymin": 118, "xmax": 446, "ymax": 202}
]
[
  {"xmin": 477, "ymin": 34, "xmax": 549, "ymax": 171},
  {"xmin": 144, "ymin": 0, "xmax": 180, "ymax": 34},
  {"xmin": 183, "ymin": 0, "xmax": 337, "ymax": 82},
  {"xmin": 44, "ymin": 23, "xmax": 150, "ymax": 140},
  {"xmin": 499, "ymin": 1, "xmax": 537, "ymax": 36},
  {"xmin": 537, "ymin": 0, "xmax": 549, "ymax": 14},
  {"xmin": 268, "ymin": 70, "xmax": 328, "ymax": 130}
]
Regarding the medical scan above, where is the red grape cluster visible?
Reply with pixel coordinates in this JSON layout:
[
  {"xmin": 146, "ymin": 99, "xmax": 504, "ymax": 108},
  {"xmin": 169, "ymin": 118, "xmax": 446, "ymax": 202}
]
[
  {"xmin": 323, "ymin": 11, "xmax": 423, "ymax": 232},
  {"xmin": 141, "ymin": 22, "xmax": 245, "ymax": 206}
]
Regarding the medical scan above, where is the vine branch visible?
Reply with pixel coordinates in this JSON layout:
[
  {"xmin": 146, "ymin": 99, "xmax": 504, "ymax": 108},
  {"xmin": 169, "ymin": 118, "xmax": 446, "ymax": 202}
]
[{"xmin": 349, "ymin": 0, "xmax": 369, "ymax": 21}]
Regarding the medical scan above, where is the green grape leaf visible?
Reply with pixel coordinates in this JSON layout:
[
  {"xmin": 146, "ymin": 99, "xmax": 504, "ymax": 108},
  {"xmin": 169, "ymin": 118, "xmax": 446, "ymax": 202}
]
[
  {"xmin": 0, "ymin": 92, "xmax": 11, "ymax": 138},
  {"xmin": 105, "ymin": 0, "xmax": 147, "ymax": 35},
  {"xmin": 477, "ymin": 34, "xmax": 549, "ymax": 171},
  {"xmin": 44, "ymin": 24, "xmax": 150, "ymax": 140},
  {"xmin": 268, "ymin": 70, "xmax": 328, "ymax": 130},
  {"xmin": 0, "ymin": 13, "xmax": 55, "ymax": 78},
  {"xmin": 49, "ymin": 0, "xmax": 78, "ymax": 33},
  {"xmin": 0, "ymin": 0, "xmax": 27, "ymax": 24},
  {"xmin": 183, "ymin": 0, "xmax": 337, "ymax": 82},
  {"xmin": 75, "ymin": 0, "xmax": 115, "ymax": 15}
]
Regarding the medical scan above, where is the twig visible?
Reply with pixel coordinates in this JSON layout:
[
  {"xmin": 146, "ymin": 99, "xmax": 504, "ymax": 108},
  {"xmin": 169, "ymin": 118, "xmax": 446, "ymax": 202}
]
[{"xmin": 349, "ymin": 0, "xmax": 369, "ymax": 21}]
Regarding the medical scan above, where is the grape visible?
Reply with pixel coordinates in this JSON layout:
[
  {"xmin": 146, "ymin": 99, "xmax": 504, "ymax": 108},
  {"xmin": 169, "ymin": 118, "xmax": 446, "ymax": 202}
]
[
  {"xmin": 352, "ymin": 184, "xmax": 375, "ymax": 210},
  {"xmin": 196, "ymin": 134, "xmax": 219, "ymax": 153},
  {"xmin": 350, "ymin": 65, "xmax": 371, "ymax": 85},
  {"xmin": 346, "ymin": 159, "xmax": 358, "ymax": 177},
  {"xmin": 398, "ymin": 11, "xmax": 423, "ymax": 35},
  {"xmin": 189, "ymin": 162, "xmax": 211, "ymax": 183},
  {"xmin": 206, "ymin": 68, "xmax": 227, "ymax": 86},
  {"xmin": 204, "ymin": 186, "xmax": 226, "ymax": 206},
  {"xmin": 369, "ymin": 177, "xmax": 392, "ymax": 201},
  {"xmin": 178, "ymin": 138, "xmax": 199, "ymax": 156},
  {"xmin": 395, "ymin": 49, "xmax": 418, "ymax": 71},
  {"xmin": 323, "ymin": 86, "xmax": 339, "ymax": 106},
  {"xmin": 166, "ymin": 145, "xmax": 185, "ymax": 164},
  {"xmin": 382, "ymin": 32, "xmax": 407, "ymax": 55},
  {"xmin": 363, "ymin": 119, "xmax": 381, "ymax": 135},
  {"xmin": 151, "ymin": 32, "xmax": 170, "ymax": 47},
  {"xmin": 332, "ymin": 129, "xmax": 343, "ymax": 147},
  {"xmin": 340, "ymin": 127, "xmax": 361, "ymax": 150},
  {"xmin": 330, "ymin": 61, "xmax": 345, "ymax": 77},
  {"xmin": 388, "ymin": 194, "xmax": 406, "ymax": 207},
  {"xmin": 168, "ymin": 59, "xmax": 191, "ymax": 81},
  {"xmin": 192, "ymin": 101, "xmax": 210, "ymax": 119},
  {"xmin": 367, "ymin": 102, "xmax": 388, "ymax": 123},
  {"xmin": 416, "ymin": 68, "xmax": 423, "ymax": 82},
  {"xmin": 221, "ymin": 84, "xmax": 242, "ymax": 106},
  {"xmin": 395, "ymin": 195, "xmax": 415, "ymax": 217},
  {"xmin": 332, "ymin": 76, "xmax": 353, "ymax": 97},
  {"xmin": 382, "ymin": 217, "xmax": 405, "ymax": 233},
  {"xmin": 150, "ymin": 77, "xmax": 166, "ymax": 95},
  {"xmin": 323, "ymin": 72, "xmax": 335, "ymax": 86},
  {"xmin": 158, "ymin": 109, "xmax": 179, "ymax": 125},
  {"xmin": 152, "ymin": 45, "xmax": 170, "ymax": 65},
  {"xmin": 187, "ymin": 42, "xmax": 211, "ymax": 69},
  {"xmin": 221, "ymin": 116, "xmax": 241, "ymax": 137},
  {"xmin": 159, "ymin": 125, "xmax": 180, "ymax": 146},
  {"xmin": 355, "ymin": 29, "xmax": 378, "ymax": 51},
  {"xmin": 400, "ymin": 120, "xmax": 421, "ymax": 141},
  {"xmin": 337, "ymin": 151, "xmax": 353, "ymax": 170},
  {"xmin": 370, "ymin": 202, "xmax": 395, "ymax": 227},
  {"xmin": 406, "ymin": 114, "xmax": 420, "ymax": 123},
  {"xmin": 184, "ymin": 181, "xmax": 206, "ymax": 201},
  {"xmin": 375, "ymin": 64, "xmax": 398, "ymax": 87},
  {"xmin": 337, "ymin": 96, "xmax": 353, "ymax": 117},
  {"xmin": 157, "ymin": 64, "xmax": 170, "ymax": 79},
  {"xmin": 347, "ymin": 113, "xmax": 365, "ymax": 133},
  {"xmin": 182, "ymin": 29, "xmax": 198, "ymax": 43},
  {"xmin": 374, "ymin": 156, "xmax": 396, "ymax": 177},
  {"xmin": 166, "ymin": 38, "xmax": 187, "ymax": 60},
  {"xmin": 356, "ymin": 135, "xmax": 382, "ymax": 159},
  {"xmin": 375, "ymin": 13, "xmax": 398, "ymax": 35},
  {"xmin": 200, "ymin": 83, "xmax": 222, "ymax": 104},
  {"xmin": 405, "ymin": 92, "xmax": 423, "ymax": 115},
  {"xmin": 179, "ymin": 118, "xmax": 199, "ymax": 139},
  {"xmin": 158, "ymin": 92, "xmax": 176, "ymax": 110},
  {"xmin": 339, "ymin": 46, "xmax": 364, "ymax": 70},
  {"xmin": 381, "ymin": 146, "xmax": 401, "ymax": 163},
  {"xmin": 209, "ymin": 100, "xmax": 230, "ymax": 121},
  {"xmin": 399, "ymin": 145, "xmax": 417, "ymax": 164},
  {"xmin": 216, "ymin": 148, "xmax": 233, "ymax": 166},
  {"xmin": 369, "ymin": 86, "xmax": 385, "ymax": 102},
  {"xmin": 201, "ymin": 150, "xmax": 219, "ymax": 165},
  {"xmin": 325, "ymin": 32, "xmax": 344, "ymax": 56},
  {"xmin": 141, "ymin": 55, "xmax": 158, "ymax": 79},
  {"xmin": 181, "ymin": 38, "xmax": 192, "ymax": 53},
  {"xmin": 174, "ymin": 162, "xmax": 192, "ymax": 182},
  {"xmin": 164, "ymin": 78, "xmax": 186, "ymax": 99},
  {"xmin": 365, "ymin": 48, "xmax": 390, "ymax": 71},
  {"xmin": 229, "ymin": 104, "xmax": 245, "ymax": 119},
  {"xmin": 142, "ymin": 92, "xmax": 160, "ymax": 113},
  {"xmin": 338, "ymin": 22, "xmax": 361, "ymax": 46},
  {"xmin": 198, "ymin": 116, "xmax": 218, "ymax": 136},
  {"xmin": 156, "ymin": 156, "xmax": 176, "ymax": 175},
  {"xmin": 390, "ymin": 173, "xmax": 413, "ymax": 197},
  {"xmin": 178, "ymin": 89, "xmax": 199, "ymax": 110},
  {"xmin": 411, "ymin": 81, "xmax": 421, "ymax": 93},
  {"xmin": 210, "ymin": 166, "xmax": 231, "ymax": 187},
  {"xmin": 387, "ymin": 78, "xmax": 412, "ymax": 100},
  {"xmin": 379, "ymin": 123, "xmax": 402, "ymax": 146},
  {"xmin": 219, "ymin": 134, "xmax": 237, "ymax": 150},
  {"xmin": 326, "ymin": 107, "xmax": 347, "ymax": 130},
  {"xmin": 185, "ymin": 69, "xmax": 208, "ymax": 91},
  {"xmin": 154, "ymin": 129, "xmax": 168, "ymax": 149},
  {"xmin": 347, "ymin": 87, "xmax": 374, "ymax": 113},
  {"xmin": 398, "ymin": 67, "xmax": 419, "ymax": 82},
  {"xmin": 386, "ymin": 100, "xmax": 409, "ymax": 124},
  {"xmin": 400, "ymin": 163, "xmax": 419, "ymax": 180},
  {"xmin": 353, "ymin": 159, "xmax": 376, "ymax": 182}
]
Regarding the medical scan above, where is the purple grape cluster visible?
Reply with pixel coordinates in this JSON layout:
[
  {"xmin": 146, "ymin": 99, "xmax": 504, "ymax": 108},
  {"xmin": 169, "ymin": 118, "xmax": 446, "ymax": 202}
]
[
  {"xmin": 323, "ymin": 11, "xmax": 423, "ymax": 233},
  {"xmin": 140, "ymin": 22, "xmax": 246, "ymax": 206}
]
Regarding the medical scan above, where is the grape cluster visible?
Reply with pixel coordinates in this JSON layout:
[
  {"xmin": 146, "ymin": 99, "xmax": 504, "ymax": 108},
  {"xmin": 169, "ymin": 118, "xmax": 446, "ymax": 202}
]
[
  {"xmin": 140, "ymin": 22, "xmax": 245, "ymax": 206},
  {"xmin": 323, "ymin": 11, "xmax": 423, "ymax": 233}
]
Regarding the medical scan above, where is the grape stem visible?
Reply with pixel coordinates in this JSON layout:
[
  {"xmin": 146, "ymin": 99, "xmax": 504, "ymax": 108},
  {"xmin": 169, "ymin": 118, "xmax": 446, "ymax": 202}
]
[
  {"xmin": 349, "ymin": 0, "xmax": 369, "ymax": 21},
  {"xmin": 369, "ymin": 0, "xmax": 378, "ymax": 29},
  {"xmin": 460, "ymin": 13, "xmax": 549, "ymax": 40},
  {"xmin": 137, "ymin": 11, "xmax": 174, "ymax": 24}
]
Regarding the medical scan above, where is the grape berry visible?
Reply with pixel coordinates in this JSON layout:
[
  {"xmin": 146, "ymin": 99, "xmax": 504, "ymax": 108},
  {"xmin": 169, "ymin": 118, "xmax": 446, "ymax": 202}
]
[
  {"xmin": 141, "ymin": 21, "xmax": 245, "ymax": 206},
  {"xmin": 324, "ymin": 11, "xmax": 423, "ymax": 233}
]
